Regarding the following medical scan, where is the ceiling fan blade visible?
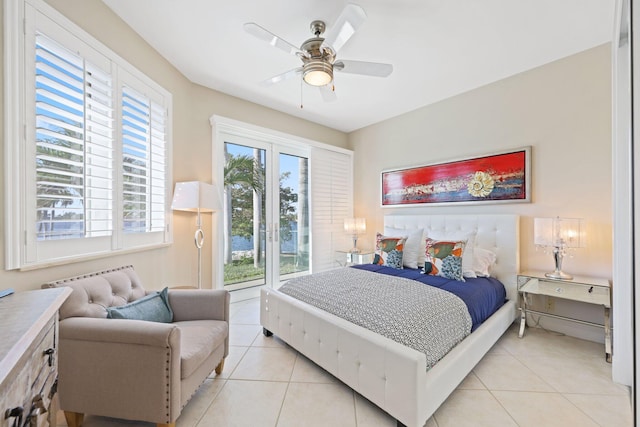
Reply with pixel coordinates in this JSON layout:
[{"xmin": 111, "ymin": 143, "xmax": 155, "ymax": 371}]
[
  {"xmin": 319, "ymin": 84, "xmax": 337, "ymax": 102},
  {"xmin": 244, "ymin": 22, "xmax": 305, "ymax": 57},
  {"xmin": 261, "ymin": 67, "xmax": 303, "ymax": 86},
  {"xmin": 322, "ymin": 4, "xmax": 367, "ymax": 53},
  {"xmin": 334, "ymin": 60, "xmax": 393, "ymax": 77}
]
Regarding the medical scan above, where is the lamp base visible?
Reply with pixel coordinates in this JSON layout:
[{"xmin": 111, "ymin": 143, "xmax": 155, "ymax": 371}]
[{"xmin": 545, "ymin": 270, "xmax": 573, "ymax": 280}]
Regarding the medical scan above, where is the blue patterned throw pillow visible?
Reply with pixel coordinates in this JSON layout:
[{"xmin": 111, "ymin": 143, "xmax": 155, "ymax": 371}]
[
  {"xmin": 424, "ymin": 238, "xmax": 466, "ymax": 282},
  {"xmin": 372, "ymin": 233, "xmax": 407, "ymax": 269}
]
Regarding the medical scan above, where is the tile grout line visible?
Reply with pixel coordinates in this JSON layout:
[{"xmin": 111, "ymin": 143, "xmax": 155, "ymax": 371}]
[{"xmin": 273, "ymin": 349, "xmax": 299, "ymax": 426}]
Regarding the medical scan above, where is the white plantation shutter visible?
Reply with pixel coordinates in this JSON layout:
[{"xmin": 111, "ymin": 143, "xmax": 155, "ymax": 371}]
[
  {"xmin": 310, "ymin": 147, "xmax": 353, "ymax": 272},
  {"xmin": 121, "ymin": 85, "xmax": 167, "ymax": 233},
  {"xmin": 34, "ymin": 33, "xmax": 114, "ymax": 240},
  {"xmin": 5, "ymin": 2, "xmax": 173, "ymax": 269}
]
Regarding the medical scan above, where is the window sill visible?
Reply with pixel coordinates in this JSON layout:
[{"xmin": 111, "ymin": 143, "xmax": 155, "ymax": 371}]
[{"xmin": 16, "ymin": 242, "xmax": 172, "ymax": 272}]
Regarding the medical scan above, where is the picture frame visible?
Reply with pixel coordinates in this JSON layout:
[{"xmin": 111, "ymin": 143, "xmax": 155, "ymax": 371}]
[{"xmin": 381, "ymin": 146, "xmax": 531, "ymax": 206}]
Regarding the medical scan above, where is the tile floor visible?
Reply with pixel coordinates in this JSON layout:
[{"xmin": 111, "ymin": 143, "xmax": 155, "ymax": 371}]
[{"xmin": 60, "ymin": 296, "xmax": 633, "ymax": 427}]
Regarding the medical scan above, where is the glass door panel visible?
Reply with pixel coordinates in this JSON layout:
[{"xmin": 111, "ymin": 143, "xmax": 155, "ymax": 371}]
[
  {"xmin": 222, "ymin": 140, "xmax": 309, "ymax": 291},
  {"xmin": 223, "ymin": 142, "xmax": 267, "ymax": 290},
  {"xmin": 278, "ymin": 153, "xmax": 309, "ymax": 281}
]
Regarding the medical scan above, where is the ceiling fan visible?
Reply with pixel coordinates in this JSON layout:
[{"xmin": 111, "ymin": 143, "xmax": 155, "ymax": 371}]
[{"xmin": 243, "ymin": 3, "xmax": 393, "ymax": 102}]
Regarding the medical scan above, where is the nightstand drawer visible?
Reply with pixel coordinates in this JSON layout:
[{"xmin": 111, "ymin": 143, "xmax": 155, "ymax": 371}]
[{"xmin": 521, "ymin": 277, "xmax": 610, "ymax": 306}]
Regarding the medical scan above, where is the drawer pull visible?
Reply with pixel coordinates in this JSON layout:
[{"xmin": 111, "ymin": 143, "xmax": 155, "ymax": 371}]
[
  {"xmin": 43, "ymin": 348, "xmax": 54, "ymax": 367},
  {"xmin": 589, "ymin": 286, "xmax": 594, "ymax": 293},
  {"xmin": 4, "ymin": 406, "xmax": 23, "ymax": 427},
  {"xmin": 25, "ymin": 394, "xmax": 47, "ymax": 427}
]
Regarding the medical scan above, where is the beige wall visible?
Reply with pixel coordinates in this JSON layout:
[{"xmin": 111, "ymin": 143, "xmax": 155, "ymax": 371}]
[
  {"xmin": 0, "ymin": 0, "xmax": 347, "ymax": 292},
  {"xmin": 349, "ymin": 44, "xmax": 612, "ymax": 339}
]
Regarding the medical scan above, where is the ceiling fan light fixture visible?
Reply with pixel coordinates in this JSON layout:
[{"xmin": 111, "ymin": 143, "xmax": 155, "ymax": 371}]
[{"xmin": 303, "ymin": 60, "xmax": 333, "ymax": 86}]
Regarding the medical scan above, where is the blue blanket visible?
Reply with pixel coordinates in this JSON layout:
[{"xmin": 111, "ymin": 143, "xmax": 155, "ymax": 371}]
[{"xmin": 352, "ymin": 264, "xmax": 507, "ymax": 331}]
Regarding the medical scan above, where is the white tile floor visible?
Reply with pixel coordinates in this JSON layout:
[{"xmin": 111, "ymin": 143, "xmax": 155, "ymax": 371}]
[{"xmin": 61, "ymin": 296, "xmax": 633, "ymax": 427}]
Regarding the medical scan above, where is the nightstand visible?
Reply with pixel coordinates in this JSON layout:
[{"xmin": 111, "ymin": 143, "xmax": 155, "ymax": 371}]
[
  {"xmin": 517, "ymin": 271, "xmax": 612, "ymax": 362},
  {"xmin": 335, "ymin": 250, "xmax": 374, "ymax": 266}
]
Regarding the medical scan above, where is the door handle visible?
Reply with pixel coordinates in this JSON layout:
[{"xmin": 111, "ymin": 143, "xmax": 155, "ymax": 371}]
[{"xmin": 274, "ymin": 224, "xmax": 279, "ymax": 242}]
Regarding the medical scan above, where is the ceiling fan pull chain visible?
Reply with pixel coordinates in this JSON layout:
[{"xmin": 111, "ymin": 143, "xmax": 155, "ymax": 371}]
[{"xmin": 300, "ymin": 77, "xmax": 304, "ymax": 109}]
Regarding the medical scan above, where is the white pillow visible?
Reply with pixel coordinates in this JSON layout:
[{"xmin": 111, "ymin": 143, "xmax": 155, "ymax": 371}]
[
  {"xmin": 424, "ymin": 230, "xmax": 477, "ymax": 278},
  {"xmin": 473, "ymin": 247, "xmax": 497, "ymax": 277},
  {"xmin": 383, "ymin": 227, "xmax": 424, "ymax": 269}
]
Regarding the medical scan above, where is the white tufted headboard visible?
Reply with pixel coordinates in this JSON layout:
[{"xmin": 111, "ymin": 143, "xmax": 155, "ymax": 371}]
[{"xmin": 384, "ymin": 214, "xmax": 520, "ymax": 303}]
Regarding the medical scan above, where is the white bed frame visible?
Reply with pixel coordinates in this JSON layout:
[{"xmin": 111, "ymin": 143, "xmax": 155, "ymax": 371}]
[{"xmin": 260, "ymin": 214, "xmax": 519, "ymax": 427}]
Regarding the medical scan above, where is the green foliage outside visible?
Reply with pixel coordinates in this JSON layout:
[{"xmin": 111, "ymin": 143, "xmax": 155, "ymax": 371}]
[{"xmin": 224, "ymin": 253, "xmax": 305, "ymax": 285}]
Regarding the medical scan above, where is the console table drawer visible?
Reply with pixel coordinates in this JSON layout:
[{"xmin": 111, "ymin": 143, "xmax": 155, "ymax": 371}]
[
  {"xmin": 0, "ymin": 288, "xmax": 71, "ymax": 427},
  {"xmin": 1, "ymin": 317, "xmax": 56, "ymax": 427}
]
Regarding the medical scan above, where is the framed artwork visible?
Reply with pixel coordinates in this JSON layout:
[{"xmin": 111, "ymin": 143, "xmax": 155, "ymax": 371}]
[{"xmin": 381, "ymin": 147, "xmax": 531, "ymax": 206}]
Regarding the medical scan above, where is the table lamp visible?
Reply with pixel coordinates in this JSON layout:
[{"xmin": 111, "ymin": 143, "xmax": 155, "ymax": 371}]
[
  {"xmin": 344, "ymin": 218, "xmax": 366, "ymax": 253},
  {"xmin": 534, "ymin": 216, "xmax": 584, "ymax": 280}
]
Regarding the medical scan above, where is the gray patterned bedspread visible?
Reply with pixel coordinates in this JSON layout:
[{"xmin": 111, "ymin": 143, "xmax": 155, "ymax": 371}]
[{"xmin": 278, "ymin": 267, "xmax": 472, "ymax": 370}]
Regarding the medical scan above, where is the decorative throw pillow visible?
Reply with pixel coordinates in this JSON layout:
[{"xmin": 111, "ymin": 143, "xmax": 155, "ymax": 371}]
[
  {"xmin": 425, "ymin": 230, "xmax": 477, "ymax": 278},
  {"xmin": 106, "ymin": 287, "xmax": 173, "ymax": 323},
  {"xmin": 383, "ymin": 227, "xmax": 424, "ymax": 269},
  {"xmin": 372, "ymin": 233, "xmax": 407, "ymax": 269},
  {"xmin": 424, "ymin": 238, "xmax": 466, "ymax": 281}
]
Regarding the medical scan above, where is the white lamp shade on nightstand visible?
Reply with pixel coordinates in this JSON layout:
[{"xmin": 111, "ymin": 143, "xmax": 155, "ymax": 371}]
[
  {"xmin": 534, "ymin": 217, "xmax": 584, "ymax": 248},
  {"xmin": 344, "ymin": 218, "xmax": 366, "ymax": 234}
]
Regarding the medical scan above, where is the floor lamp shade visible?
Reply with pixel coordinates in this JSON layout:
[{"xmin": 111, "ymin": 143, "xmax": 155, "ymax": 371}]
[
  {"xmin": 171, "ymin": 181, "xmax": 221, "ymax": 213},
  {"xmin": 171, "ymin": 181, "xmax": 221, "ymax": 288}
]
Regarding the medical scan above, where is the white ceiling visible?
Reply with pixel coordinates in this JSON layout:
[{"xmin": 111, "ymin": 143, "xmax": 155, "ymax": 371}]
[{"xmin": 102, "ymin": 0, "xmax": 614, "ymax": 133}]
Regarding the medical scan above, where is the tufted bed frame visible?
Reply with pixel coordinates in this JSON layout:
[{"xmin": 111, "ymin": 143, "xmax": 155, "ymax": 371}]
[{"xmin": 260, "ymin": 214, "xmax": 520, "ymax": 427}]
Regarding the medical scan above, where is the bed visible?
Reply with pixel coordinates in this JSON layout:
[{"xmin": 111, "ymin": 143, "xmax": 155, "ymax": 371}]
[{"xmin": 260, "ymin": 214, "xmax": 519, "ymax": 427}]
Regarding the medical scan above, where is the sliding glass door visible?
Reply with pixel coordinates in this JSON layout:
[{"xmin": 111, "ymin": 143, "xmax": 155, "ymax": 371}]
[{"xmin": 222, "ymin": 137, "xmax": 309, "ymax": 291}]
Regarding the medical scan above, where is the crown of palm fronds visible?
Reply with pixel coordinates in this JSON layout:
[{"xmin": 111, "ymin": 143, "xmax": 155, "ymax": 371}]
[{"xmin": 224, "ymin": 154, "xmax": 264, "ymax": 192}]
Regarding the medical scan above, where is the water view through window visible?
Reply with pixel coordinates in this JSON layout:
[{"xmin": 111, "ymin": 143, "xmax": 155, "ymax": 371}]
[{"xmin": 223, "ymin": 142, "xmax": 309, "ymax": 290}]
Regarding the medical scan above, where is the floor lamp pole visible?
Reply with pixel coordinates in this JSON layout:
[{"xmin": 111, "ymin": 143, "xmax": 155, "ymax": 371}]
[{"xmin": 194, "ymin": 209, "xmax": 205, "ymax": 289}]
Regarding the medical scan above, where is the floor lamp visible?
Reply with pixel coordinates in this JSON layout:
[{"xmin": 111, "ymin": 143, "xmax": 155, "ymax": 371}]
[{"xmin": 171, "ymin": 181, "xmax": 221, "ymax": 288}]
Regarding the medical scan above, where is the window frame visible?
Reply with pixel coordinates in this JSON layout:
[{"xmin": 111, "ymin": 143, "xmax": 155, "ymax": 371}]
[{"xmin": 4, "ymin": 0, "xmax": 173, "ymax": 270}]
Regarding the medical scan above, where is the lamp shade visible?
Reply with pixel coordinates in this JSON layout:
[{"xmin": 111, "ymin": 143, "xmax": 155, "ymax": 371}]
[
  {"xmin": 344, "ymin": 218, "xmax": 366, "ymax": 234},
  {"xmin": 171, "ymin": 181, "xmax": 221, "ymax": 212},
  {"xmin": 534, "ymin": 217, "xmax": 584, "ymax": 248}
]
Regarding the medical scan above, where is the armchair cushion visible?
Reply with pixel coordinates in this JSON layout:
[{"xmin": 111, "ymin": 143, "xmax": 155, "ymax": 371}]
[
  {"xmin": 106, "ymin": 287, "xmax": 173, "ymax": 323},
  {"xmin": 177, "ymin": 320, "xmax": 228, "ymax": 378}
]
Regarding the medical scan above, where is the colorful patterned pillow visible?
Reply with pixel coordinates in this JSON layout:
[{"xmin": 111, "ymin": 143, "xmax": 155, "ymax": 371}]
[
  {"xmin": 372, "ymin": 233, "xmax": 407, "ymax": 269},
  {"xmin": 424, "ymin": 238, "xmax": 466, "ymax": 282}
]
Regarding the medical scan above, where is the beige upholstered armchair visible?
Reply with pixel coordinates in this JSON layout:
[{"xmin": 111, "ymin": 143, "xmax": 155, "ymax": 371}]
[{"xmin": 43, "ymin": 265, "xmax": 229, "ymax": 427}]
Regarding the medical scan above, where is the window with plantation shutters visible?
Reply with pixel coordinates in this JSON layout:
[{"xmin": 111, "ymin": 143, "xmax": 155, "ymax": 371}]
[
  {"xmin": 35, "ymin": 33, "xmax": 114, "ymax": 240},
  {"xmin": 122, "ymin": 86, "xmax": 167, "ymax": 234},
  {"xmin": 4, "ymin": 0, "xmax": 173, "ymax": 269}
]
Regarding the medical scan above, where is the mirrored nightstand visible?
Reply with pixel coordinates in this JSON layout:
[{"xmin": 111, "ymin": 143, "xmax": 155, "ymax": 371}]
[
  {"xmin": 517, "ymin": 271, "xmax": 612, "ymax": 362},
  {"xmin": 335, "ymin": 250, "xmax": 374, "ymax": 267}
]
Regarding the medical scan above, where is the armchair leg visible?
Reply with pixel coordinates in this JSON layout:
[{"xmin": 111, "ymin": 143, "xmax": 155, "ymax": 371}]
[
  {"xmin": 64, "ymin": 411, "xmax": 84, "ymax": 427},
  {"xmin": 215, "ymin": 358, "xmax": 225, "ymax": 375}
]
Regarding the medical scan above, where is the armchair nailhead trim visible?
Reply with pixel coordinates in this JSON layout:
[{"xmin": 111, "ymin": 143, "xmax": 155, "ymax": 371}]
[{"xmin": 165, "ymin": 347, "xmax": 171, "ymax": 423}]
